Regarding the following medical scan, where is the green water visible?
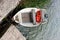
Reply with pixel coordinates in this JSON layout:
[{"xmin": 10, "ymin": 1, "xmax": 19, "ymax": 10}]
[{"xmin": 21, "ymin": 0, "xmax": 50, "ymax": 8}]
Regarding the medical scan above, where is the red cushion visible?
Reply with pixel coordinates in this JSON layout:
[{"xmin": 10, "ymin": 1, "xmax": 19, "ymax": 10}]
[{"xmin": 36, "ymin": 10, "xmax": 42, "ymax": 23}]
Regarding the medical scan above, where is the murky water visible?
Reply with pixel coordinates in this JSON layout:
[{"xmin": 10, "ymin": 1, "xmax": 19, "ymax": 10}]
[
  {"xmin": 35, "ymin": 0, "xmax": 60, "ymax": 40},
  {"xmin": 16, "ymin": 0, "xmax": 60, "ymax": 40}
]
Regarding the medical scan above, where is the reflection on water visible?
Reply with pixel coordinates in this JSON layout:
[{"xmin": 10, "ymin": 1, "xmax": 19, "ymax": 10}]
[
  {"xmin": 16, "ymin": 0, "xmax": 60, "ymax": 40},
  {"xmin": 16, "ymin": 24, "xmax": 42, "ymax": 40},
  {"xmin": 35, "ymin": 0, "xmax": 60, "ymax": 40}
]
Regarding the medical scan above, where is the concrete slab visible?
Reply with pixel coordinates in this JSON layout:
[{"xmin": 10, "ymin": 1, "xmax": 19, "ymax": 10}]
[
  {"xmin": 0, "ymin": 0, "xmax": 26, "ymax": 40},
  {"xmin": 0, "ymin": 25, "xmax": 26, "ymax": 40},
  {"xmin": 0, "ymin": 0, "xmax": 21, "ymax": 21}
]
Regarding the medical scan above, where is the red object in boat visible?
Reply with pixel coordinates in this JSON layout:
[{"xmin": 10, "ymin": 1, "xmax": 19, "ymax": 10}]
[{"xmin": 36, "ymin": 10, "xmax": 42, "ymax": 23}]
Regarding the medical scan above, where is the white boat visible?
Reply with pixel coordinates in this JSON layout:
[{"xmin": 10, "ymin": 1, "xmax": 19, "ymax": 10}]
[{"xmin": 13, "ymin": 8, "xmax": 48, "ymax": 27}]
